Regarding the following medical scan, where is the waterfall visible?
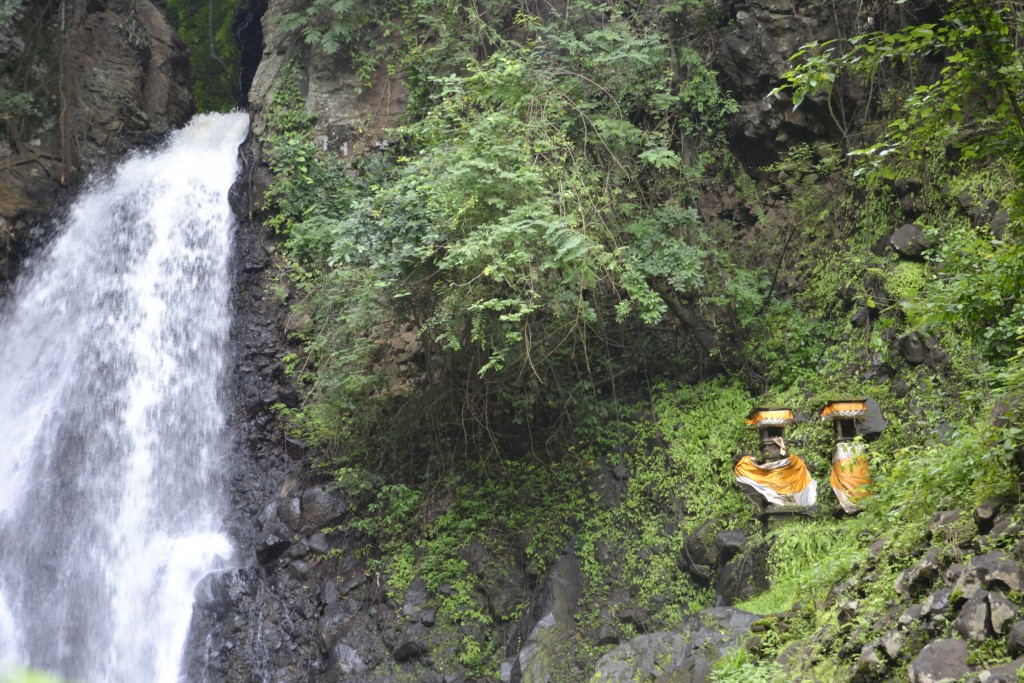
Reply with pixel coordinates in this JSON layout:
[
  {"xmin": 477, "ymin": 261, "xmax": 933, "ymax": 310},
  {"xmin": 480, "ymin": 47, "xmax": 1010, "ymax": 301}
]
[{"xmin": 0, "ymin": 112, "xmax": 249, "ymax": 682}]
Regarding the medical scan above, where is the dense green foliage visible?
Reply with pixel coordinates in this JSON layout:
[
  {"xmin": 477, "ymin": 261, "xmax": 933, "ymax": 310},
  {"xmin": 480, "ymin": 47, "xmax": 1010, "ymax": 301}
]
[
  {"xmin": 166, "ymin": 0, "xmax": 240, "ymax": 111},
  {"xmin": 261, "ymin": 0, "xmax": 1024, "ymax": 678},
  {"xmin": 267, "ymin": 0, "xmax": 746, "ymax": 467}
]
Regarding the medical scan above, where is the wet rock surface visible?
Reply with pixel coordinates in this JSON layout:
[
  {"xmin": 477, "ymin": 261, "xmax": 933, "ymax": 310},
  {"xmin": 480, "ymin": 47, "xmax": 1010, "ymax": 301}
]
[
  {"xmin": 1, "ymin": 0, "xmax": 192, "ymax": 273},
  {"xmin": 591, "ymin": 608, "xmax": 759, "ymax": 683},
  {"xmin": 182, "ymin": 141, "xmax": 474, "ymax": 682}
]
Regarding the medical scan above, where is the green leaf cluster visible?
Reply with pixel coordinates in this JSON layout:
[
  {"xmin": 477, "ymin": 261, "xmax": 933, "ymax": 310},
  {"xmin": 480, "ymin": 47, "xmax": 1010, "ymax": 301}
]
[
  {"xmin": 266, "ymin": 0, "xmax": 742, "ymax": 465},
  {"xmin": 166, "ymin": 0, "xmax": 241, "ymax": 112},
  {"xmin": 776, "ymin": 0, "xmax": 1024, "ymax": 190}
]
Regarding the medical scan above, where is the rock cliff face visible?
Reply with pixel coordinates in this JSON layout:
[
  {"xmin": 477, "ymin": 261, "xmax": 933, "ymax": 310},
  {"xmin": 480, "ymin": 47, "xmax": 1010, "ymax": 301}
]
[
  {"xmin": 0, "ymin": 0, "xmax": 192, "ymax": 280},
  {"xmin": 247, "ymin": 0, "xmax": 406, "ymax": 159}
]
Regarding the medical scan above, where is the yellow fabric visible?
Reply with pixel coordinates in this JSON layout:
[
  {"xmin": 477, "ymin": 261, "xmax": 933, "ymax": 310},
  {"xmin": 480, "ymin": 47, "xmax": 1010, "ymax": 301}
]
[
  {"xmin": 830, "ymin": 455, "xmax": 871, "ymax": 503},
  {"xmin": 733, "ymin": 454, "xmax": 812, "ymax": 495},
  {"xmin": 745, "ymin": 409, "xmax": 794, "ymax": 426}
]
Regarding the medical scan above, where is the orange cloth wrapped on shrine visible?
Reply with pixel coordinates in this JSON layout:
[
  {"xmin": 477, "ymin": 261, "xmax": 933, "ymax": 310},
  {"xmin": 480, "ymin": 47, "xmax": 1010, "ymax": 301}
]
[
  {"xmin": 829, "ymin": 442, "xmax": 871, "ymax": 513},
  {"xmin": 733, "ymin": 454, "xmax": 817, "ymax": 508}
]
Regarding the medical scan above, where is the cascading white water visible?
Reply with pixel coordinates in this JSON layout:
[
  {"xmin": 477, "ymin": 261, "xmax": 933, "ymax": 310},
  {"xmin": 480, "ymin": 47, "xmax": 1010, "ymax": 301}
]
[{"xmin": 0, "ymin": 112, "xmax": 249, "ymax": 682}]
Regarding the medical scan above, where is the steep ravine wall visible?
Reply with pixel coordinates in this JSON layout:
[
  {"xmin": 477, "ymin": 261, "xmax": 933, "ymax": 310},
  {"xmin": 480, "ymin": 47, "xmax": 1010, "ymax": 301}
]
[
  {"xmin": 45, "ymin": 1, "xmax": 1015, "ymax": 682},
  {"xmin": 0, "ymin": 0, "xmax": 192, "ymax": 283},
  {"xmin": 190, "ymin": 2, "xmax": 857, "ymax": 682}
]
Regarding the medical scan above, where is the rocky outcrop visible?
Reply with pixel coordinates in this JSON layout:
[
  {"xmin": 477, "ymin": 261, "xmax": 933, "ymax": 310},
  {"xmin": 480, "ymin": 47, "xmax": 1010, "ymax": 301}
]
[
  {"xmin": 186, "ymin": 139, "xmax": 473, "ymax": 683},
  {"xmin": 247, "ymin": 0, "xmax": 406, "ymax": 158},
  {"xmin": 713, "ymin": 0, "xmax": 844, "ymax": 166},
  {"xmin": 509, "ymin": 549, "xmax": 584, "ymax": 683},
  {"xmin": 0, "ymin": 0, "xmax": 192, "ymax": 277},
  {"xmin": 713, "ymin": 0, "xmax": 941, "ymax": 167},
  {"xmin": 679, "ymin": 519, "xmax": 768, "ymax": 606},
  {"xmin": 590, "ymin": 608, "xmax": 759, "ymax": 682},
  {"xmin": 783, "ymin": 500, "xmax": 1024, "ymax": 681}
]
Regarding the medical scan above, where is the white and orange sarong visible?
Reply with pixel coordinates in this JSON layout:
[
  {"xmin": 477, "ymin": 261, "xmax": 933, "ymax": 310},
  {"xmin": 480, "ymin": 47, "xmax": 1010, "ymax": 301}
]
[
  {"xmin": 829, "ymin": 441, "xmax": 871, "ymax": 514},
  {"xmin": 733, "ymin": 454, "xmax": 817, "ymax": 509}
]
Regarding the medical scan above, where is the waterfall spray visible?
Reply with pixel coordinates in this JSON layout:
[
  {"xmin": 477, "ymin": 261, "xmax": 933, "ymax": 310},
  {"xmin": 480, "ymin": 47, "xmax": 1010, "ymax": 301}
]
[{"xmin": 0, "ymin": 112, "xmax": 249, "ymax": 682}]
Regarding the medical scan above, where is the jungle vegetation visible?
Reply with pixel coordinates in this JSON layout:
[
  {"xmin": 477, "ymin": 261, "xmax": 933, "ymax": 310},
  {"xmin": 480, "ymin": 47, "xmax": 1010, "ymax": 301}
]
[{"xmin": 220, "ymin": 0, "xmax": 1024, "ymax": 677}]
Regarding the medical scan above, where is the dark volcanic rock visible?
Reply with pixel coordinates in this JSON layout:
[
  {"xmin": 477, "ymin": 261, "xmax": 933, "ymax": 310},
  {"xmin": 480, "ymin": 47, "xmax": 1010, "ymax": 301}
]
[
  {"xmin": 403, "ymin": 577, "xmax": 429, "ymax": 619},
  {"xmin": 680, "ymin": 519, "xmax": 725, "ymax": 585},
  {"xmin": 1007, "ymin": 620, "xmax": 1024, "ymax": 657},
  {"xmin": 954, "ymin": 551, "xmax": 1024, "ymax": 602},
  {"xmin": 255, "ymin": 527, "xmax": 292, "ymax": 565},
  {"xmin": 714, "ymin": 1, "xmax": 839, "ymax": 165},
  {"xmin": 908, "ymin": 639, "xmax": 969, "ymax": 683},
  {"xmin": 856, "ymin": 397, "xmax": 887, "ymax": 442},
  {"xmin": 989, "ymin": 592, "xmax": 1020, "ymax": 635},
  {"xmin": 591, "ymin": 608, "xmax": 759, "ymax": 683},
  {"xmin": 323, "ymin": 642, "xmax": 367, "ymax": 679},
  {"xmin": 511, "ymin": 549, "xmax": 584, "ymax": 682},
  {"xmin": 852, "ymin": 644, "xmax": 886, "ymax": 682},
  {"xmin": 393, "ymin": 623, "xmax": 430, "ymax": 661},
  {"xmin": 716, "ymin": 541, "xmax": 769, "ymax": 606},
  {"xmin": 952, "ymin": 591, "xmax": 991, "ymax": 641},
  {"xmin": 895, "ymin": 548, "xmax": 944, "ymax": 599},
  {"xmin": 976, "ymin": 656, "xmax": 1024, "ymax": 683},
  {"xmin": 899, "ymin": 332, "xmax": 929, "ymax": 365},
  {"xmin": 1, "ymin": 0, "xmax": 193, "ymax": 273},
  {"xmin": 889, "ymin": 223, "xmax": 933, "ymax": 259},
  {"xmin": 299, "ymin": 486, "xmax": 348, "ymax": 531}
]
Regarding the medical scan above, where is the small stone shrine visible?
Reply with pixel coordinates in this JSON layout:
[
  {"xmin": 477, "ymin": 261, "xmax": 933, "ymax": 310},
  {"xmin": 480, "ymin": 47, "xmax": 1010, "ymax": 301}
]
[
  {"xmin": 733, "ymin": 407, "xmax": 817, "ymax": 512},
  {"xmin": 821, "ymin": 399, "xmax": 872, "ymax": 514}
]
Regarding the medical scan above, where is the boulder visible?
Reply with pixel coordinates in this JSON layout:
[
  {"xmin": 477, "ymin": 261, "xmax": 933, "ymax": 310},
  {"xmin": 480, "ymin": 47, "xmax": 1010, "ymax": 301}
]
[
  {"xmin": 953, "ymin": 551, "xmax": 1024, "ymax": 603},
  {"xmin": 589, "ymin": 631, "xmax": 689, "ymax": 683},
  {"xmin": 255, "ymin": 527, "xmax": 292, "ymax": 565},
  {"xmin": 393, "ymin": 622, "xmax": 430, "ymax": 661},
  {"xmin": 192, "ymin": 569, "xmax": 256, "ymax": 617},
  {"xmin": 318, "ymin": 599, "xmax": 358, "ymax": 650},
  {"xmin": 484, "ymin": 569, "xmax": 527, "ymax": 621},
  {"xmin": 716, "ymin": 542, "xmax": 769, "ymax": 606},
  {"xmin": 952, "ymin": 591, "xmax": 992, "ymax": 641},
  {"xmin": 680, "ymin": 519, "xmax": 726, "ymax": 585},
  {"xmin": 589, "ymin": 608, "xmax": 759, "ymax": 683},
  {"xmin": 276, "ymin": 496, "xmax": 302, "ymax": 530},
  {"xmin": 975, "ymin": 656, "xmax": 1024, "ymax": 683},
  {"xmin": 928, "ymin": 510, "xmax": 962, "ymax": 541},
  {"xmin": 988, "ymin": 592, "xmax": 1019, "ymax": 635},
  {"xmin": 403, "ymin": 577, "xmax": 429, "ymax": 619},
  {"xmin": 511, "ymin": 550, "xmax": 584, "ymax": 683},
  {"xmin": 899, "ymin": 332, "xmax": 929, "ymax": 365},
  {"xmin": 299, "ymin": 486, "xmax": 347, "ymax": 531},
  {"xmin": 856, "ymin": 398, "xmax": 887, "ymax": 442},
  {"xmin": 921, "ymin": 588, "xmax": 953, "ymax": 620},
  {"xmin": 880, "ymin": 629, "xmax": 905, "ymax": 661},
  {"xmin": 944, "ymin": 563, "xmax": 966, "ymax": 585},
  {"xmin": 895, "ymin": 547, "xmax": 943, "ymax": 598},
  {"xmin": 323, "ymin": 642, "xmax": 367, "ymax": 679},
  {"xmin": 899, "ymin": 604, "xmax": 924, "ymax": 627},
  {"xmin": 596, "ymin": 624, "xmax": 620, "ymax": 646},
  {"xmin": 908, "ymin": 639, "xmax": 970, "ymax": 683},
  {"xmin": 852, "ymin": 644, "xmax": 886, "ymax": 682},
  {"xmin": 974, "ymin": 498, "xmax": 1006, "ymax": 534},
  {"xmin": 1006, "ymin": 620, "xmax": 1024, "ymax": 658},
  {"xmin": 889, "ymin": 223, "xmax": 933, "ymax": 259}
]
